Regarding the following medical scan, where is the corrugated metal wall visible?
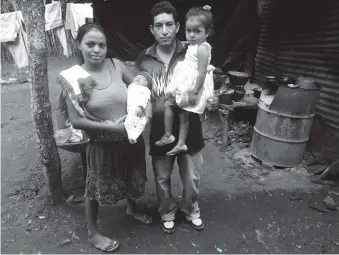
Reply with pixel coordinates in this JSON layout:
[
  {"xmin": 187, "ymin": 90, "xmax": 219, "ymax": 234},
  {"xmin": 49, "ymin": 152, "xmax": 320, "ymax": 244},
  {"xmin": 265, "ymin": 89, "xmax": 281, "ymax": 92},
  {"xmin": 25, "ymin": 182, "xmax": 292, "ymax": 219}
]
[{"xmin": 254, "ymin": 0, "xmax": 339, "ymax": 131}]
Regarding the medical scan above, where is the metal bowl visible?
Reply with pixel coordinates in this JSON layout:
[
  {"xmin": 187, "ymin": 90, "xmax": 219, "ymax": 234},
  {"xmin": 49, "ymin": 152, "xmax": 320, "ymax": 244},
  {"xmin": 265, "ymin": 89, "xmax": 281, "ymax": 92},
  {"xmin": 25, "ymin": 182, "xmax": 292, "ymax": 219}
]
[
  {"xmin": 218, "ymin": 90, "xmax": 234, "ymax": 105},
  {"xmin": 233, "ymin": 87, "xmax": 246, "ymax": 101},
  {"xmin": 228, "ymin": 71, "xmax": 250, "ymax": 86},
  {"xmin": 252, "ymin": 88, "xmax": 262, "ymax": 98}
]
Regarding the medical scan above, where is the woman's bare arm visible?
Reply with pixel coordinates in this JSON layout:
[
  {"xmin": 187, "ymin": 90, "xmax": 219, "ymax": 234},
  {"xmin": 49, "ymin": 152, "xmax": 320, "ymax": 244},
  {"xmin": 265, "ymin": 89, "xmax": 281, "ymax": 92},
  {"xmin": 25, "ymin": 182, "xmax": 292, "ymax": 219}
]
[{"xmin": 65, "ymin": 95, "xmax": 125, "ymax": 133}]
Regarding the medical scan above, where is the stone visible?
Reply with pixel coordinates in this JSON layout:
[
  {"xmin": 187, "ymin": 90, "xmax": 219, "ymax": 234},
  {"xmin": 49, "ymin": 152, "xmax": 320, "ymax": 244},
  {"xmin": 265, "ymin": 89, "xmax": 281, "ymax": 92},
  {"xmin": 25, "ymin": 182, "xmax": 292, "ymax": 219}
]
[
  {"xmin": 241, "ymin": 136, "xmax": 252, "ymax": 143},
  {"xmin": 256, "ymin": 177, "xmax": 268, "ymax": 186},
  {"xmin": 249, "ymin": 172, "xmax": 259, "ymax": 179},
  {"xmin": 311, "ymin": 178, "xmax": 338, "ymax": 187},
  {"xmin": 234, "ymin": 142, "xmax": 248, "ymax": 150},
  {"xmin": 261, "ymin": 162, "xmax": 275, "ymax": 171},
  {"xmin": 66, "ymin": 195, "xmax": 75, "ymax": 204},
  {"xmin": 260, "ymin": 170, "xmax": 270, "ymax": 176},
  {"xmin": 290, "ymin": 191, "xmax": 304, "ymax": 201},
  {"xmin": 60, "ymin": 239, "xmax": 72, "ymax": 246},
  {"xmin": 306, "ymin": 164, "xmax": 327, "ymax": 175},
  {"xmin": 329, "ymin": 191, "xmax": 339, "ymax": 196},
  {"xmin": 308, "ymin": 202, "xmax": 329, "ymax": 213},
  {"xmin": 72, "ymin": 231, "xmax": 79, "ymax": 240},
  {"xmin": 323, "ymin": 196, "xmax": 337, "ymax": 211}
]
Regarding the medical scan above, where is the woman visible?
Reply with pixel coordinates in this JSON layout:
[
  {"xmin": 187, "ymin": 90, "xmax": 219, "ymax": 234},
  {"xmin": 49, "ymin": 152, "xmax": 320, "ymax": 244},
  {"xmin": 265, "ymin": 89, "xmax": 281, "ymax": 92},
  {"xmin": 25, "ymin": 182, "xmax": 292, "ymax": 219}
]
[{"xmin": 63, "ymin": 23, "xmax": 151, "ymax": 252}]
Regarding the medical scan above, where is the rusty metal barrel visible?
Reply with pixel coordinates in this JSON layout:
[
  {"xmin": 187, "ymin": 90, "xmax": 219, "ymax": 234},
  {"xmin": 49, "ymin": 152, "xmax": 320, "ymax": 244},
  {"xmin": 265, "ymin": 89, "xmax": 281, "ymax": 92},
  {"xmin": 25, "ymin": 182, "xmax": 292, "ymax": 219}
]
[{"xmin": 251, "ymin": 78, "xmax": 320, "ymax": 167}]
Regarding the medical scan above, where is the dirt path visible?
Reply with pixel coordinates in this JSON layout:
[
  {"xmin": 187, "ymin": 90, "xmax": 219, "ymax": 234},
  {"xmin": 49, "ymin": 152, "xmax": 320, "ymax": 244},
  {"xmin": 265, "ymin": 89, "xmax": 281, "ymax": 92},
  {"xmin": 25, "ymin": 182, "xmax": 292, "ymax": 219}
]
[{"xmin": 2, "ymin": 57, "xmax": 339, "ymax": 254}]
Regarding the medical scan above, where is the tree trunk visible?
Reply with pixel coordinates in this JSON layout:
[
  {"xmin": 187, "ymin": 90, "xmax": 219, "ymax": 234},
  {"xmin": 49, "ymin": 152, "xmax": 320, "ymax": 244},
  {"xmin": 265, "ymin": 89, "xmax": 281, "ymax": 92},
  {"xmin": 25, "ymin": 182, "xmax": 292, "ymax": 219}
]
[{"xmin": 22, "ymin": 0, "xmax": 65, "ymax": 204}]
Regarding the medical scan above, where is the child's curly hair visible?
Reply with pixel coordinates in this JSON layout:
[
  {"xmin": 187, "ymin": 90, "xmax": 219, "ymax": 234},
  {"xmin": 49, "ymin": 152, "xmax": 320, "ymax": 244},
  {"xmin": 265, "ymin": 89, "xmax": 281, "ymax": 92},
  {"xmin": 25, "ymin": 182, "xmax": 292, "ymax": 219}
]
[{"xmin": 185, "ymin": 5, "xmax": 213, "ymax": 37}]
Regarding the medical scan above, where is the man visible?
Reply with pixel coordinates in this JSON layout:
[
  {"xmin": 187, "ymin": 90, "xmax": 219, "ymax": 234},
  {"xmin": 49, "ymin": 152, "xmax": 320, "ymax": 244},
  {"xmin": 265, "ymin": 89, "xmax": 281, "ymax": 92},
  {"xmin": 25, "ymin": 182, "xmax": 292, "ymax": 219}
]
[{"xmin": 134, "ymin": 1, "xmax": 205, "ymax": 234}]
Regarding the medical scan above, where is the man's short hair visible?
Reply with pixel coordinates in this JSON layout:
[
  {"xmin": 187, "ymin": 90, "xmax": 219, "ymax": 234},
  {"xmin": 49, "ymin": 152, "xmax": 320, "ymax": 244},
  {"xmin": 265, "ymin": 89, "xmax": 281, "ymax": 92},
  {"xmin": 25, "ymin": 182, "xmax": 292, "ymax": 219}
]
[{"xmin": 150, "ymin": 1, "xmax": 178, "ymax": 25}]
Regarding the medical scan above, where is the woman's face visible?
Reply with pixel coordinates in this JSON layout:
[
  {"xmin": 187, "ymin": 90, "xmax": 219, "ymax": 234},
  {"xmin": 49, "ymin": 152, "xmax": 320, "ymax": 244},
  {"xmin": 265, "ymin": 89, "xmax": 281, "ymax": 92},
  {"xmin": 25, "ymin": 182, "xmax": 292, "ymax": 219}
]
[{"xmin": 78, "ymin": 29, "xmax": 107, "ymax": 65}]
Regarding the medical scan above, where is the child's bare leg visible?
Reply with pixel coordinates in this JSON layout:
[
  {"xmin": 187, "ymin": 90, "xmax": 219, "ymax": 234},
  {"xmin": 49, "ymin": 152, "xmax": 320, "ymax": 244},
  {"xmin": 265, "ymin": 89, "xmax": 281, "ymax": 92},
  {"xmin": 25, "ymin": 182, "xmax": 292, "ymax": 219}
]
[
  {"xmin": 156, "ymin": 101, "xmax": 175, "ymax": 146},
  {"xmin": 177, "ymin": 110, "xmax": 189, "ymax": 146},
  {"xmin": 166, "ymin": 110, "xmax": 189, "ymax": 156}
]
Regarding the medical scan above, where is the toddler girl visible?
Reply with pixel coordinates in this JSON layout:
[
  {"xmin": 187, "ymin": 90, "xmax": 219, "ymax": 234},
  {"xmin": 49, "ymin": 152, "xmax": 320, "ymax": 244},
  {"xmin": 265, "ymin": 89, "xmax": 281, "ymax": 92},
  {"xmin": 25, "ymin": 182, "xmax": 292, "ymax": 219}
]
[{"xmin": 156, "ymin": 5, "xmax": 214, "ymax": 156}]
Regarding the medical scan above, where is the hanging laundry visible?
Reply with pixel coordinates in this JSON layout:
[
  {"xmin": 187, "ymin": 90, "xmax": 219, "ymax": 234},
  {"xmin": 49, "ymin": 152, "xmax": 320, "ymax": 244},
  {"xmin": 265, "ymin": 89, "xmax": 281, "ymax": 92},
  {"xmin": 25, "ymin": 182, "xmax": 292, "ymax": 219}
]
[
  {"xmin": 74, "ymin": 3, "xmax": 93, "ymax": 27},
  {"xmin": 55, "ymin": 26, "xmax": 70, "ymax": 57},
  {"xmin": 65, "ymin": 3, "xmax": 77, "ymax": 39},
  {"xmin": 16, "ymin": 11, "xmax": 28, "ymax": 51},
  {"xmin": 45, "ymin": 1, "xmax": 71, "ymax": 57},
  {"xmin": 45, "ymin": 1, "xmax": 63, "ymax": 31},
  {"xmin": 65, "ymin": 3, "xmax": 93, "ymax": 39},
  {"xmin": 0, "ymin": 12, "xmax": 20, "ymax": 43},
  {"xmin": 0, "ymin": 11, "xmax": 28, "ymax": 68}
]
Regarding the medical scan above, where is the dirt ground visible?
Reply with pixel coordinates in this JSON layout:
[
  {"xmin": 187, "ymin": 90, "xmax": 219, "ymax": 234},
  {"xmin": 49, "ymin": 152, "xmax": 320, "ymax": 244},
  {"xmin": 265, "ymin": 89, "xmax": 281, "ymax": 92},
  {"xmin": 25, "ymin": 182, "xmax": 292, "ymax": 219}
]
[{"xmin": 1, "ymin": 57, "xmax": 339, "ymax": 254}]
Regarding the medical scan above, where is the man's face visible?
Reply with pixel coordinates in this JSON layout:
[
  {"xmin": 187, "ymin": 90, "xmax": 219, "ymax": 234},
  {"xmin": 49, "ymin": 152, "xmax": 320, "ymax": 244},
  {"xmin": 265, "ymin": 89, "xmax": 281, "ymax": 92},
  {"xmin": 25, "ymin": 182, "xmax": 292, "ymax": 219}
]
[{"xmin": 150, "ymin": 13, "xmax": 179, "ymax": 47}]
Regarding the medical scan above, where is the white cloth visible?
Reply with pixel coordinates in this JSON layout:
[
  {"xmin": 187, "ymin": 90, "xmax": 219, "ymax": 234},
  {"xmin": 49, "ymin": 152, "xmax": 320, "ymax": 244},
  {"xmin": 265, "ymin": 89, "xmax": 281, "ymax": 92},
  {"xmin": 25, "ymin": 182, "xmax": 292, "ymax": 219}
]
[
  {"xmin": 65, "ymin": 3, "xmax": 76, "ymax": 38},
  {"xmin": 0, "ymin": 11, "xmax": 28, "ymax": 68},
  {"xmin": 59, "ymin": 65, "xmax": 90, "ymax": 96},
  {"xmin": 55, "ymin": 26, "xmax": 71, "ymax": 57},
  {"xmin": 57, "ymin": 65, "xmax": 96, "ymax": 143},
  {"xmin": 45, "ymin": 1, "xmax": 63, "ymax": 31},
  {"xmin": 65, "ymin": 3, "xmax": 93, "ymax": 39},
  {"xmin": 166, "ymin": 42, "xmax": 215, "ymax": 114},
  {"xmin": 59, "ymin": 65, "xmax": 91, "ymax": 118},
  {"xmin": 44, "ymin": 2, "xmax": 70, "ymax": 57},
  {"xmin": 0, "ymin": 12, "xmax": 20, "ymax": 42},
  {"xmin": 124, "ymin": 83, "xmax": 151, "ymax": 144}
]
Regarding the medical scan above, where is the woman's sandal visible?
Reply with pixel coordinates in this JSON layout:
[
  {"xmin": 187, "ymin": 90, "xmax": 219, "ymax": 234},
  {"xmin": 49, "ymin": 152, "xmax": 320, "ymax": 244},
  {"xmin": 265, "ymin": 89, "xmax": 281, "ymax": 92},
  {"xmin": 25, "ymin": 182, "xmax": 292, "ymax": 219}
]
[
  {"xmin": 89, "ymin": 237, "xmax": 120, "ymax": 252},
  {"xmin": 161, "ymin": 220, "xmax": 175, "ymax": 234},
  {"xmin": 187, "ymin": 218, "xmax": 204, "ymax": 231}
]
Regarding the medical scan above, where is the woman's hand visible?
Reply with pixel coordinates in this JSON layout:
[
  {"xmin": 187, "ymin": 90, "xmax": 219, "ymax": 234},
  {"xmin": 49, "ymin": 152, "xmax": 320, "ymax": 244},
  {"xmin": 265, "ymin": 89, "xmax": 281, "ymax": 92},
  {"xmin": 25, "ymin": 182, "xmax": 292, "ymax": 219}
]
[{"xmin": 105, "ymin": 115, "xmax": 127, "ymax": 134}]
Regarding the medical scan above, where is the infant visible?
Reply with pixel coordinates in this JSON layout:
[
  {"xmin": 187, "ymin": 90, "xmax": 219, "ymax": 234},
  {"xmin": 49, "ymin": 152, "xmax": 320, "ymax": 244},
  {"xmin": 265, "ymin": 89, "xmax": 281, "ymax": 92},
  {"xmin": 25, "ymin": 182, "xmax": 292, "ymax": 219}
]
[{"xmin": 124, "ymin": 71, "xmax": 152, "ymax": 144}]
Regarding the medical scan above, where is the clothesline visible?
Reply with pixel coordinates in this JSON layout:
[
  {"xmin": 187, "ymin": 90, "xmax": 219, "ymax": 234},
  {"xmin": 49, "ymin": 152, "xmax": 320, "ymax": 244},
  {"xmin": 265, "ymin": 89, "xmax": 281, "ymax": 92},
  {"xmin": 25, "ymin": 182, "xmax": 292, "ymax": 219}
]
[{"xmin": 0, "ymin": 1, "xmax": 93, "ymax": 68}]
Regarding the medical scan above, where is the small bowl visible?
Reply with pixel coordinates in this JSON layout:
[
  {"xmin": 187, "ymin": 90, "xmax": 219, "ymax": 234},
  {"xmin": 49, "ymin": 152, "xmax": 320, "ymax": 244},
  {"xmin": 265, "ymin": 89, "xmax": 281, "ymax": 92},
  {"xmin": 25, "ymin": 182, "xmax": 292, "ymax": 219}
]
[
  {"xmin": 213, "ymin": 68, "xmax": 226, "ymax": 90},
  {"xmin": 218, "ymin": 91, "xmax": 234, "ymax": 105},
  {"xmin": 265, "ymin": 76, "xmax": 279, "ymax": 93},
  {"xmin": 228, "ymin": 71, "xmax": 250, "ymax": 86},
  {"xmin": 252, "ymin": 88, "xmax": 262, "ymax": 98},
  {"xmin": 233, "ymin": 87, "xmax": 246, "ymax": 101},
  {"xmin": 296, "ymin": 77, "xmax": 317, "ymax": 90}
]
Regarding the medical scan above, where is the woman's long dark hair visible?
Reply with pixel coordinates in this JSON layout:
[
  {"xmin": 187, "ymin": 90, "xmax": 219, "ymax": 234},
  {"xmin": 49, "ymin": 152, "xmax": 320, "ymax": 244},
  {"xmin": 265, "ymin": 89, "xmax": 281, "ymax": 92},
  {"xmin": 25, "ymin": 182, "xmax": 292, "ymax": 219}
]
[{"xmin": 75, "ymin": 23, "xmax": 107, "ymax": 65}]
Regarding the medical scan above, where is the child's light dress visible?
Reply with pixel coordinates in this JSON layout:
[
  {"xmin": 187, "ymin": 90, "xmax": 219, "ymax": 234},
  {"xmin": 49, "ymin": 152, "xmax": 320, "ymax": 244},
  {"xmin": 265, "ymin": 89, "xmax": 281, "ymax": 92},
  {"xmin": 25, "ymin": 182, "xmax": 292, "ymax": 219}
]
[
  {"xmin": 124, "ymin": 83, "xmax": 151, "ymax": 144},
  {"xmin": 166, "ymin": 42, "xmax": 215, "ymax": 114}
]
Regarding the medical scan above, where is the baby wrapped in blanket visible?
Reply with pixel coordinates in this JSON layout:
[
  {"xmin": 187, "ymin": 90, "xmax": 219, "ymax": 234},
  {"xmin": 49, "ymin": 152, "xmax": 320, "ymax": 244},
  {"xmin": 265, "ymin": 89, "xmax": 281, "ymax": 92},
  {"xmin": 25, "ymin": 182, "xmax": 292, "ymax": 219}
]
[{"xmin": 124, "ymin": 71, "xmax": 152, "ymax": 144}]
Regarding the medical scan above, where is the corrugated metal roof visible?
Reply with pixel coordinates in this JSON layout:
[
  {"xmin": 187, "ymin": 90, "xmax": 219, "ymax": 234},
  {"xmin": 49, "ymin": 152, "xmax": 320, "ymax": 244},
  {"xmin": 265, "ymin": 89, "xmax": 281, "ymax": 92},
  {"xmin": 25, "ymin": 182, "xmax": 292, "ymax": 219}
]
[{"xmin": 254, "ymin": 0, "xmax": 339, "ymax": 131}]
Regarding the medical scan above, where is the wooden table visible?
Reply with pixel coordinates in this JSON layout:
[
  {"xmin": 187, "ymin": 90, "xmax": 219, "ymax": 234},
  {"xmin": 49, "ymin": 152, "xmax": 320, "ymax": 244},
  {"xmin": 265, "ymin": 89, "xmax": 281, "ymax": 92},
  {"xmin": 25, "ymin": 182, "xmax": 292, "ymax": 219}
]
[{"xmin": 217, "ymin": 83, "xmax": 260, "ymax": 151}]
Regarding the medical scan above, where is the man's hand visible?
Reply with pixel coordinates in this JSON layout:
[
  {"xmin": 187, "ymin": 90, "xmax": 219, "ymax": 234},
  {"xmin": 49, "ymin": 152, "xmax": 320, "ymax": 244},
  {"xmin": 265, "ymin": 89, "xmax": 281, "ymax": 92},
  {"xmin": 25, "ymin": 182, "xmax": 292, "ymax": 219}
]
[
  {"xmin": 165, "ymin": 92, "xmax": 172, "ymax": 101},
  {"xmin": 188, "ymin": 91, "xmax": 198, "ymax": 106}
]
